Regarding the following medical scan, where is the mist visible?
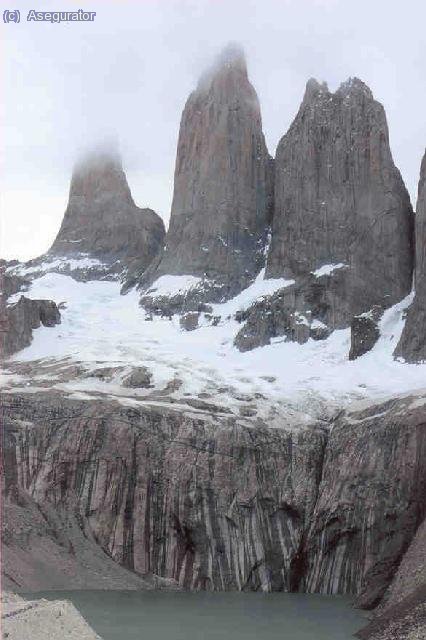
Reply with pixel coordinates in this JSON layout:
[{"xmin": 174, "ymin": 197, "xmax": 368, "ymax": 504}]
[{"xmin": 2, "ymin": 0, "xmax": 426, "ymax": 260}]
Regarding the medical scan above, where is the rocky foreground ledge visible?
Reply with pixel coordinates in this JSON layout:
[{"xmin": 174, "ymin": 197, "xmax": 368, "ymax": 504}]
[{"xmin": 1, "ymin": 592, "xmax": 101, "ymax": 640}]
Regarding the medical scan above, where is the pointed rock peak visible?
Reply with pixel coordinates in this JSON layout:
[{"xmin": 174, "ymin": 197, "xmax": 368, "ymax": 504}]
[
  {"xmin": 216, "ymin": 42, "xmax": 247, "ymax": 73},
  {"xmin": 49, "ymin": 136, "xmax": 165, "ymax": 268},
  {"xmin": 336, "ymin": 77, "xmax": 373, "ymax": 100},
  {"xmin": 198, "ymin": 43, "xmax": 248, "ymax": 90},
  {"xmin": 303, "ymin": 78, "xmax": 329, "ymax": 103},
  {"xmin": 73, "ymin": 138, "xmax": 122, "ymax": 174}
]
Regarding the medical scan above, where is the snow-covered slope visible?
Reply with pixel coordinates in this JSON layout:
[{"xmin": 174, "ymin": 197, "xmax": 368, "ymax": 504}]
[{"xmin": 3, "ymin": 272, "xmax": 426, "ymax": 426}]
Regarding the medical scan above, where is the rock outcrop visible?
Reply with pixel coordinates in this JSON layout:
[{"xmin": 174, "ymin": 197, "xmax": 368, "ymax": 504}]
[
  {"xmin": 135, "ymin": 44, "xmax": 273, "ymax": 302},
  {"xmin": 395, "ymin": 150, "xmax": 426, "ymax": 362},
  {"xmin": 1, "ymin": 295, "xmax": 61, "ymax": 357},
  {"xmin": 49, "ymin": 143, "xmax": 165, "ymax": 279},
  {"xmin": 255, "ymin": 78, "xmax": 414, "ymax": 345},
  {"xmin": 349, "ymin": 306, "xmax": 383, "ymax": 360},
  {"xmin": 234, "ymin": 273, "xmax": 342, "ymax": 352}
]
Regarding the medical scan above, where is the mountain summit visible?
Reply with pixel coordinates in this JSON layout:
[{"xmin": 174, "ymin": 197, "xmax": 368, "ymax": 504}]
[
  {"xmin": 267, "ymin": 76, "xmax": 414, "ymax": 320},
  {"xmin": 139, "ymin": 44, "xmax": 273, "ymax": 299},
  {"xmin": 50, "ymin": 143, "xmax": 165, "ymax": 272}
]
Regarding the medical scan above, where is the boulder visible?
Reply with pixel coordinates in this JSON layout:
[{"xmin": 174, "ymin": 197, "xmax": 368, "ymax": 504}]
[
  {"xmin": 122, "ymin": 366, "xmax": 153, "ymax": 389},
  {"xmin": 179, "ymin": 312, "xmax": 200, "ymax": 332},
  {"xmin": 349, "ymin": 306, "xmax": 383, "ymax": 360}
]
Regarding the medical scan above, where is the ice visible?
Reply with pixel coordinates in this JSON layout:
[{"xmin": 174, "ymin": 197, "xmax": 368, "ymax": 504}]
[{"xmin": 5, "ymin": 272, "xmax": 426, "ymax": 424}]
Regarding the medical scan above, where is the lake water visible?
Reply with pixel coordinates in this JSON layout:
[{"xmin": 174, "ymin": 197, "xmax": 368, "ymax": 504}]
[{"xmin": 25, "ymin": 591, "xmax": 367, "ymax": 640}]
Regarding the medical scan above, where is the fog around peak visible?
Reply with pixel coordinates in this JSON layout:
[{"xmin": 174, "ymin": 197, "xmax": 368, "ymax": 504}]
[{"xmin": 2, "ymin": 0, "xmax": 426, "ymax": 260}]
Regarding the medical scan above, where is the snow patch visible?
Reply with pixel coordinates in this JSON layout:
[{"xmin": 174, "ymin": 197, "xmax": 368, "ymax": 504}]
[
  {"xmin": 8, "ymin": 255, "xmax": 106, "ymax": 276},
  {"xmin": 211, "ymin": 268, "xmax": 295, "ymax": 317},
  {"xmin": 146, "ymin": 275, "xmax": 203, "ymax": 298},
  {"xmin": 312, "ymin": 263, "xmax": 347, "ymax": 278},
  {"xmin": 311, "ymin": 319, "xmax": 328, "ymax": 330}
]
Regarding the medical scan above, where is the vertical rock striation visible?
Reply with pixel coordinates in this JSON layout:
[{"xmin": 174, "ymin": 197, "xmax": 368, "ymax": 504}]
[
  {"xmin": 304, "ymin": 395, "xmax": 426, "ymax": 607},
  {"xmin": 49, "ymin": 143, "xmax": 165, "ymax": 275},
  {"xmin": 3, "ymin": 390, "xmax": 425, "ymax": 604},
  {"xmin": 2, "ymin": 392, "xmax": 326, "ymax": 592},
  {"xmin": 395, "ymin": 149, "xmax": 426, "ymax": 361},
  {"xmin": 267, "ymin": 78, "xmax": 414, "ymax": 325},
  {"xmin": 139, "ymin": 44, "xmax": 273, "ymax": 300}
]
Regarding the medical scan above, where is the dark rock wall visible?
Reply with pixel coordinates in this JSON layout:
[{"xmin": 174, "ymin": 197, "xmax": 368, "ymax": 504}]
[
  {"xmin": 138, "ymin": 45, "xmax": 273, "ymax": 297},
  {"xmin": 395, "ymin": 150, "xmax": 426, "ymax": 362},
  {"xmin": 267, "ymin": 78, "xmax": 413, "ymax": 319}
]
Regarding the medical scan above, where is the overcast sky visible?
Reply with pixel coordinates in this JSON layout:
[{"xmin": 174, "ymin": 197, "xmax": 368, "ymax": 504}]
[{"xmin": 2, "ymin": 0, "xmax": 426, "ymax": 260}]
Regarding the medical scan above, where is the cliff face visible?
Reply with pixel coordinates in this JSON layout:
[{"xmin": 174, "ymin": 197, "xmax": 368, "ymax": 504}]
[
  {"xmin": 3, "ymin": 390, "xmax": 425, "ymax": 602},
  {"xmin": 304, "ymin": 395, "xmax": 426, "ymax": 608},
  {"xmin": 139, "ymin": 45, "xmax": 273, "ymax": 299},
  {"xmin": 395, "ymin": 150, "xmax": 426, "ymax": 361},
  {"xmin": 49, "ymin": 145, "xmax": 165, "ymax": 275},
  {"xmin": 266, "ymin": 78, "xmax": 414, "ymax": 324},
  {"xmin": 2, "ymin": 392, "xmax": 326, "ymax": 592}
]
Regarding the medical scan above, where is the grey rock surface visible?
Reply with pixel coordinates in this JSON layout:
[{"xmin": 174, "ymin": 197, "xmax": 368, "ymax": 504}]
[
  {"xmin": 349, "ymin": 306, "xmax": 383, "ymax": 360},
  {"xmin": 179, "ymin": 312, "xmax": 200, "ymax": 331},
  {"xmin": 356, "ymin": 518, "xmax": 426, "ymax": 640},
  {"xmin": 395, "ymin": 150, "xmax": 426, "ymax": 362},
  {"xmin": 122, "ymin": 366, "xmax": 153, "ymax": 388},
  {"xmin": 134, "ymin": 44, "xmax": 273, "ymax": 301},
  {"xmin": 267, "ymin": 77, "xmax": 414, "ymax": 325},
  {"xmin": 49, "ymin": 143, "xmax": 165, "ymax": 276},
  {"xmin": 2, "ymin": 296, "xmax": 61, "ymax": 357},
  {"xmin": 2, "ymin": 489, "xmax": 153, "ymax": 592}
]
